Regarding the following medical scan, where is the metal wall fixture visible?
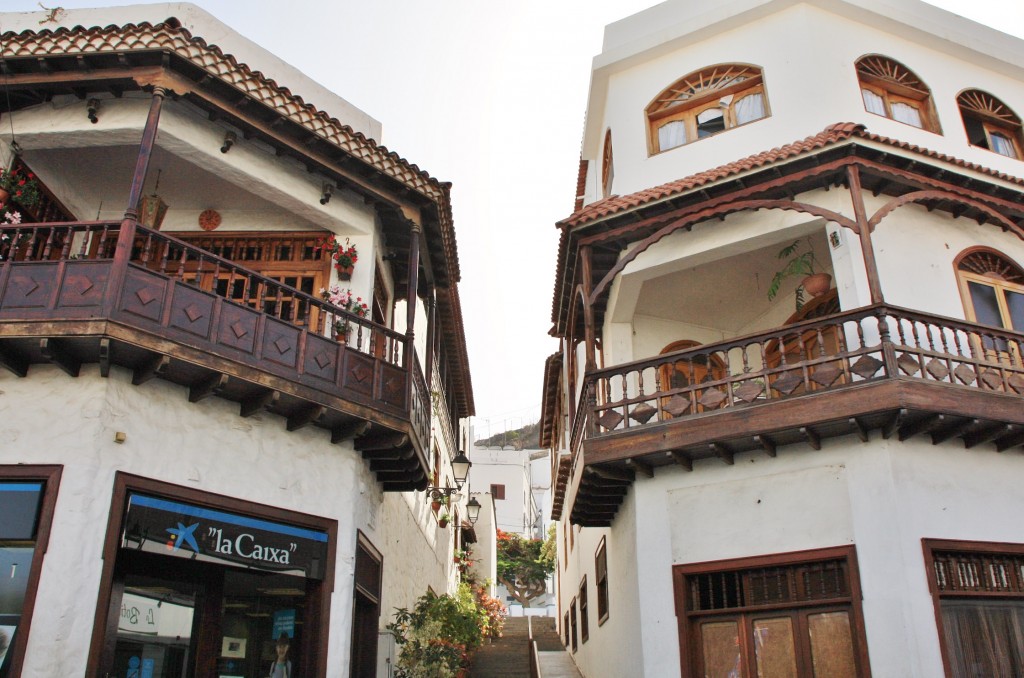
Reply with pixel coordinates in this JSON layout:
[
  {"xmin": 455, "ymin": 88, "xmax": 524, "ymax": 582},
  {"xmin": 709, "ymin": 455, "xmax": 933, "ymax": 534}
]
[
  {"xmin": 320, "ymin": 183, "xmax": 334, "ymax": 205},
  {"xmin": 425, "ymin": 451, "xmax": 472, "ymax": 504},
  {"xmin": 87, "ymin": 98, "xmax": 100, "ymax": 124},
  {"xmin": 220, "ymin": 130, "xmax": 237, "ymax": 154}
]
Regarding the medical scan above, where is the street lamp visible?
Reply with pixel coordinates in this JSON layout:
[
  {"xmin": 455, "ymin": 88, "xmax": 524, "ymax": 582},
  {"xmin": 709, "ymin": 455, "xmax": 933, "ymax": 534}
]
[
  {"xmin": 466, "ymin": 496, "xmax": 482, "ymax": 525},
  {"xmin": 451, "ymin": 451, "xmax": 472, "ymax": 488}
]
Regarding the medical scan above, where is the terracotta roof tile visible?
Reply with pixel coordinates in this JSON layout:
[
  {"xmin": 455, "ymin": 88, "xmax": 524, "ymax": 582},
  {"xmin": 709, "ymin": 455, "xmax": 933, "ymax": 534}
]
[{"xmin": 559, "ymin": 122, "xmax": 1024, "ymax": 228}]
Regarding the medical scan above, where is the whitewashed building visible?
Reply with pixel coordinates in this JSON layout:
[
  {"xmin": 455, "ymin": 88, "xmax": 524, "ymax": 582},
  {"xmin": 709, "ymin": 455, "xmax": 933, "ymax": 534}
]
[
  {"xmin": 0, "ymin": 4, "xmax": 476, "ymax": 678},
  {"xmin": 543, "ymin": 1, "xmax": 1024, "ymax": 676}
]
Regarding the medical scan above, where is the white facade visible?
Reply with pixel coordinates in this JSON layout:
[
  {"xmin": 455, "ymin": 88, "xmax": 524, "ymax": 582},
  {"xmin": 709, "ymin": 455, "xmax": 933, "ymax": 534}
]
[
  {"xmin": 0, "ymin": 5, "xmax": 474, "ymax": 678},
  {"xmin": 547, "ymin": 2, "xmax": 1024, "ymax": 677}
]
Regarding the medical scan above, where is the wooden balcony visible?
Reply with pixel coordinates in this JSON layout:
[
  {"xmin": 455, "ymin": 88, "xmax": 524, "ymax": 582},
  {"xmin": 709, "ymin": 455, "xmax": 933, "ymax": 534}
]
[
  {"xmin": 0, "ymin": 220, "xmax": 431, "ymax": 490},
  {"xmin": 570, "ymin": 305, "xmax": 1024, "ymax": 525}
]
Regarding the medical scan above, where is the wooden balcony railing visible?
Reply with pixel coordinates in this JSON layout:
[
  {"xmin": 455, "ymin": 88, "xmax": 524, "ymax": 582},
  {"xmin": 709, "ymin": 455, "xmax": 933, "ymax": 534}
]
[
  {"xmin": 587, "ymin": 304, "xmax": 1024, "ymax": 439},
  {"xmin": 0, "ymin": 219, "xmax": 430, "ymax": 479}
]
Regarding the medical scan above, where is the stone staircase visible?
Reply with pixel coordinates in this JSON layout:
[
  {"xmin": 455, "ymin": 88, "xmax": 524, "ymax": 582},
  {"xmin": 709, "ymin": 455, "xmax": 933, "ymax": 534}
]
[{"xmin": 469, "ymin": 616, "xmax": 583, "ymax": 678}]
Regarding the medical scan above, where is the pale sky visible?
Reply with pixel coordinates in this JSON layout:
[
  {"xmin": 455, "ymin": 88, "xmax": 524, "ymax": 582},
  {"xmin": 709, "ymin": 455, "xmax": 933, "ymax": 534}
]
[{"xmin": 2, "ymin": 0, "xmax": 1023, "ymax": 437}]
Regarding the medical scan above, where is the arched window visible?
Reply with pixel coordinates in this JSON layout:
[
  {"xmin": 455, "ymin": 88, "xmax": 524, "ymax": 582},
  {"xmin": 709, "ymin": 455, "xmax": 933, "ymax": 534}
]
[
  {"xmin": 958, "ymin": 90, "xmax": 1023, "ymax": 159},
  {"xmin": 601, "ymin": 129, "xmax": 614, "ymax": 198},
  {"xmin": 855, "ymin": 55, "xmax": 939, "ymax": 132},
  {"xmin": 956, "ymin": 248, "xmax": 1024, "ymax": 332},
  {"xmin": 646, "ymin": 64, "xmax": 769, "ymax": 154}
]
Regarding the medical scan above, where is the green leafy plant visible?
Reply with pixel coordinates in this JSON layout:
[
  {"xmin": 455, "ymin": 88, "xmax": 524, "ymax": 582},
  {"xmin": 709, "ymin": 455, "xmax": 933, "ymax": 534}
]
[
  {"xmin": 767, "ymin": 238, "xmax": 823, "ymax": 311},
  {"xmin": 0, "ymin": 165, "xmax": 41, "ymax": 210},
  {"xmin": 386, "ymin": 584, "xmax": 501, "ymax": 678},
  {"xmin": 496, "ymin": 528, "xmax": 556, "ymax": 607}
]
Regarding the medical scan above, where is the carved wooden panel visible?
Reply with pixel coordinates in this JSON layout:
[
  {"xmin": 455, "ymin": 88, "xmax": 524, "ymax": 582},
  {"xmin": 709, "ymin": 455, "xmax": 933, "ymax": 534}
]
[
  {"xmin": 2, "ymin": 263, "xmax": 57, "ymax": 310},
  {"xmin": 380, "ymin": 363, "xmax": 407, "ymax": 409},
  {"xmin": 120, "ymin": 268, "xmax": 168, "ymax": 323},
  {"xmin": 342, "ymin": 351, "xmax": 376, "ymax": 397},
  {"xmin": 303, "ymin": 333, "xmax": 339, "ymax": 384},
  {"xmin": 261, "ymin": 317, "xmax": 300, "ymax": 370},
  {"xmin": 216, "ymin": 302, "xmax": 260, "ymax": 355},
  {"xmin": 57, "ymin": 261, "xmax": 107, "ymax": 309},
  {"xmin": 168, "ymin": 284, "xmax": 215, "ymax": 340}
]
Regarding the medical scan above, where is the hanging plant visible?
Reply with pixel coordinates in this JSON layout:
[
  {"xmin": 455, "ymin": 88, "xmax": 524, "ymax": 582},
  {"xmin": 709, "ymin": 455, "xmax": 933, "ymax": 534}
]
[
  {"xmin": 316, "ymin": 235, "xmax": 358, "ymax": 278},
  {"xmin": 0, "ymin": 165, "xmax": 41, "ymax": 211},
  {"xmin": 767, "ymin": 238, "xmax": 832, "ymax": 311}
]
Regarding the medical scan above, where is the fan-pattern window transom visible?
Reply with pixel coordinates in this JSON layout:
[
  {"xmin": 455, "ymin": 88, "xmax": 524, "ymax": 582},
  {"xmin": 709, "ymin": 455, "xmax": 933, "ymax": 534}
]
[
  {"xmin": 646, "ymin": 64, "xmax": 769, "ymax": 154},
  {"xmin": 856, "ymin": 55, "xmax": 939, "ymax": 132},
  {"xmin": 958, "ymin": 89, "xmax": 1023, "ymax": 159}
]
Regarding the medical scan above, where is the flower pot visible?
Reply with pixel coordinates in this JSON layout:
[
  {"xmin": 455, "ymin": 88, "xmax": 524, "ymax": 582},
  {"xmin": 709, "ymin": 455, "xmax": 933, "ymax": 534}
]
[
  {"xmin": 438, "ymin": 517, "xmax": 450, "ymax": 528},
  {"xmin": 801, "ymin": 272, "xmax": 832, "ymax": 297},
  {"xmin": 335, "ymin": 263, "xmax": 353, "ymax": 281},
  {"xmin": 0, "ymin": 188, "xmax": 9, "ymax": 206},
  {"xmin": 432, "ymin": 501, "xmax": 442, "ymax": 512}
]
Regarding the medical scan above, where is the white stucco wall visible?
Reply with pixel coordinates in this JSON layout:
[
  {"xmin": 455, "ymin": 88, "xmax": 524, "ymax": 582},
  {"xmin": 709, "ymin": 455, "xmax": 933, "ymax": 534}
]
[
  {"xmin": 0, "ymin": 364, "xmax": 454, "ymax": 677},
  {"xmin": 583, "ymin": 0, "xmax": 1024, "ymax": 205}
]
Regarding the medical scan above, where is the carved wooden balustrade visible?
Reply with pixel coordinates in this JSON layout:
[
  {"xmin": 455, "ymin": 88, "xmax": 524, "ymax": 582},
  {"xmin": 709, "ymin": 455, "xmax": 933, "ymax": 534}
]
[
  {"xmin": 588, "ymin": 305, "xmax": 1024, "ymax": 439},
  {"xmin": 0, "ymin": 219, "xmax": 431, "ymax": 488},
  {"xmin": 565, "ymin": 305, "xmax": 1024, "ymax": 525}
]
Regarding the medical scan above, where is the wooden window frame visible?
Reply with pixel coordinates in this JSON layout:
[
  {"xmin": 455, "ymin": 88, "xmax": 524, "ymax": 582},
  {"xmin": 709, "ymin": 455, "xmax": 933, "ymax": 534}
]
[
  {"xmin": 957, "ymin": 89, "xmax": 1024, "ymax": 160},
  {"xmin": 351, "ymin": 531, "xmax": 383, "ymax": 678},
  {"xmin": 673, "ymin": 545, "xmax": 871, "ymax": 678},
  {"xmin": 595, "ymin": 537, "xmax": 609, "ymax": 625},
  {"xmin": 84, "ymin": 472, "xmax": 339, "ymax": 678},
  {"xmin": 645, "ymin": 64, "xmax": 770, "ymax": 155},
  {"xmin": 922, "ymin": 538, "xmax": 1024, "ymax": 678},
  {"xmin": 855, "ymin": 55, "xmax": 940, "ymax": 133},
  {"xmin": 579, "ymin": 576, "xmax": 590, "ymax": 643},
  {"xmin": 490, "ymin": 483, "xmax": 505, "ymax": 501},
  {"xmin": 601, "ymin": 129, "xmax": 614, "ymax": 199},
  {"xmin": 954, "ymin": 247, "xmax": 1024, "ymax": 363},
  {"xmin": 0, "ymin": 465, "xmax": 62, "ymax": 678},
  {"xmin": 569, "ymin": 596, "xmax": 578, "ymax": 653}
]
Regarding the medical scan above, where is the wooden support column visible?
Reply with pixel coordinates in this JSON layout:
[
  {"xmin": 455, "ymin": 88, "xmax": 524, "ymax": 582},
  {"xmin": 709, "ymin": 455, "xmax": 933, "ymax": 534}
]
[
  {"xmin": 105, "ymin": 87, "xmax": 168, "ymax": 314},
  {"xmin": 405, "ymin": 222, "xmax": 421, "ymax": 371},
  {"xmin": 847, "ymin": 165, "xmax": 885, "ymax": 304},
  {"xmin": 424, "ymin": 288, "xmax": 436, "ymax": 389},
  {"xmin": 580, "ymin": 245, "xmax": 597, "ymax": 372}
]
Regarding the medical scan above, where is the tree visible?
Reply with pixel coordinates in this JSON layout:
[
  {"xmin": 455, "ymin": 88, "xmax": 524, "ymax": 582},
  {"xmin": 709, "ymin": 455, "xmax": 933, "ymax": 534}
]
[{"xmin": 496, "ymin": 528, "xmax": 556, "ymax": 607}]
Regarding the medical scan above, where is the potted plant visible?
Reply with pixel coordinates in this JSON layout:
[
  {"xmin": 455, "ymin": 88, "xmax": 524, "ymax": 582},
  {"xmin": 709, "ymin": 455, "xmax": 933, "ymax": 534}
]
[
  {"xmin": 437, "ymin": 511, "xmax": 451, "ymax": 529},
  {"xmin": 319, "ymin": 285, "xmax": 369, "ymax": 342},
  {"xmin": 430, "ymin": 494, "xmax": 449, "ymax": 513},
  {"xmin": 0, "ymin": 164, "xmax": 41, "ymax": 212},
  {"xmin": 767, "ymin": 238, "xmax": 832, "ymax": 311},
  {"xmin": 316, "ymin": 235, "xmax": 358, "ymax": 280}
]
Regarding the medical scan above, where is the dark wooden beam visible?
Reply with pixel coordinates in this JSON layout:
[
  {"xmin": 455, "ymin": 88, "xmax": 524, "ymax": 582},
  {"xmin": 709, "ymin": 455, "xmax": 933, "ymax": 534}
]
[
  {"xmin": 710, "ymin": 442, "xmax": 734, "ymax": 465},
  {"xmin": 931, "ymin": 418, "xmax": 980, "ymax": 445},
  {"xmin": 625, "ymin": 458, "xmax": 654, "ymax": 478},
  {"xmin": 667, "ymin": 450, "xmax": 692, "ymax": 471},
  {"xmin": 370, "ymin": 456, "xmax": 420, "ymax": 473},
  {"xmin": 0, "ymin": 343, "xmax": 29, "ymax": 377},
  {"xmin": 882, "ymin": 409, "xmax": 907, "ymax": 440},
  {"xmin": 800, "ymin": 427, "xmax": 821, "ymax": 451},
  {"xmin": 964, "ymin": 423, "xmax": 1013, "ymax": 449},
  {"xmin": 240, "ymin": 389, "xmax": 278, "ymax": 417},
  {"xmin": 994, "ymin": 428, "xmax": 1024, "ymax": 453},
  {"xmin": 356, "ymin": 432, "xmax": 410, "ymax": 452},
  {"xmin": 188, "ymin": 373, "xmax": 228, "ymax": 403},
  {"xmin": 754, "ymin": 434, "xmax": 777, "ymax": 457},
  {"xmin": 132, "ymin": 354, "xmax": 169, "ymax": 386},
  {"xmin": 586, "ymin": 465, "xmax": 635, "ymax": 483},
  {"xmin": 849, "ymin": 417, "xmax": 869, "ymax": 443},
  {"xmin": 99, "ymin": 338, "xmax": 111, "ymax": 378},
  {"xmin": 331, "ymin": 420, "xmax": 371, "ymax": 444},
  {"xmin": 40, "ymin": 338, "xmax": 80, "ymax": 377},
  {"xmin": 286, "ymin": 405, "xmax": 326, "ymax": 432},
  {"xmin": 898, "ymin": 413, "xmax": 945, "ymax": 442}
]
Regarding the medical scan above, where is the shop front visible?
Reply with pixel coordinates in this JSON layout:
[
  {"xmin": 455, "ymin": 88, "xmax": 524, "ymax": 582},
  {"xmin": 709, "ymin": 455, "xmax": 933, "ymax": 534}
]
[{"xmin": 87, "ymin": 475, "xmax": 337, "ymax": 678}]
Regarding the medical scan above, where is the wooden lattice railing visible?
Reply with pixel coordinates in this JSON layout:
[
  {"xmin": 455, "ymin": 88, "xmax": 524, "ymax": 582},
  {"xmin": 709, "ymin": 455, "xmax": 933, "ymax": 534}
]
[{"xmin": 586, "ymin": 304, "xmax": 1024, "ymax": 437}]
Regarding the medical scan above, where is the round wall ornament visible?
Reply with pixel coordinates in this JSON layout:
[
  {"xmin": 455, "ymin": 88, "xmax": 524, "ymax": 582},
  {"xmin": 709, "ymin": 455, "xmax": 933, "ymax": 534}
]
[{"xmin": 198, "ymin": 209, "xmax": 222, "ymax": 231}]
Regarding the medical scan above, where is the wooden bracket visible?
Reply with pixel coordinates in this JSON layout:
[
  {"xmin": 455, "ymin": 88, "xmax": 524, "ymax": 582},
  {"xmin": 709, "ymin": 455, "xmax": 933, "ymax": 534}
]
[
  {"xmin": 40, "ymin": 338, "xmax": 81, "ymax": 377},
  {"xmin": 240, "ymin": 389, "xmax": 279, "ymax": 417},
  {"xmin": 132, "ymin": 353, "xmax": 169, "ymax": 386},
  {"xmin": 188, "ymin": 373, "xmax": 228, "ymax": 403},
  {"xmin": 286, "ymin": 405, "xmax": 326, "ymax": 432}
]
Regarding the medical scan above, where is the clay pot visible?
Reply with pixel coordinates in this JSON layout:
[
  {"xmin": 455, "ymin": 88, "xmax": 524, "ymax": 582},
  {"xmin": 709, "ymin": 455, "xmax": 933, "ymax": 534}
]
[
  {"xmin": 0, "ymin": 187, "xmax": 9, "ymax": 206},
  {"xmin": 335, "ymin": 263, "xmax": 353, "ymax": 281},
  {"xmin": 431, "ymin": 501, "xmax": 442, "ymax": 512},
  {"xmin": 438, "ymin": 517, "xmax": 450, "ymax": 529},
  {"xmin": 802, "ymin": 272, "xmax": 832, "ymax": 297}
]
